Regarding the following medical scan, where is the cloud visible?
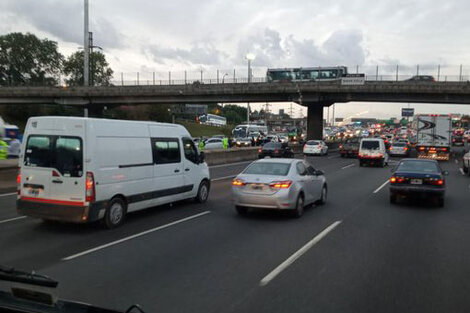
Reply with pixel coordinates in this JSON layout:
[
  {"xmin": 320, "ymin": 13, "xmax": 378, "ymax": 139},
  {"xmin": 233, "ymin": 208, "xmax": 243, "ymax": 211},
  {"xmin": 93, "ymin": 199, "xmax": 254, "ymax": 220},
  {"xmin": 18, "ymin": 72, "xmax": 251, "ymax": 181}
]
[
  {"xmin": 235, "ymin": 28, "xmax": 366, "ymax": 67},
  {"xmin": 0, "ymin": 0, "xmax": 125, "ymax": 49},
  {"xmin": 145, "ymin": 42, "xmax": 229, "ymax": 65}
]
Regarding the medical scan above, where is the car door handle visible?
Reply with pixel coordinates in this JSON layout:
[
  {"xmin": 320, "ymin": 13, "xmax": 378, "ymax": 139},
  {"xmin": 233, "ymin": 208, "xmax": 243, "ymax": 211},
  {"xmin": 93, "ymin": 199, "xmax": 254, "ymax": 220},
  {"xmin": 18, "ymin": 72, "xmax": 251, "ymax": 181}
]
[
  {"xmin": 185, "ymin": 168, "xmax": 190, "ymax": 172},
  {"xmin": 52, "ymin": 179, "xmax": 63, "ymax": 184},
  {"xmin": 174, "ymin": 169, "xmax": 180, "ymax": 173}
]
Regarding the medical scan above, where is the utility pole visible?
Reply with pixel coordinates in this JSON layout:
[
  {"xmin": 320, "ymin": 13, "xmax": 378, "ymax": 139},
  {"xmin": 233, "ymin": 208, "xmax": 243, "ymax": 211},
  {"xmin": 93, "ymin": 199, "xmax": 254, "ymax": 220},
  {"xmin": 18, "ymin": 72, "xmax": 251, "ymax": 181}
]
[{"xmin": 83, "ymin": 0, "xmax": 89, "ymax": 117}]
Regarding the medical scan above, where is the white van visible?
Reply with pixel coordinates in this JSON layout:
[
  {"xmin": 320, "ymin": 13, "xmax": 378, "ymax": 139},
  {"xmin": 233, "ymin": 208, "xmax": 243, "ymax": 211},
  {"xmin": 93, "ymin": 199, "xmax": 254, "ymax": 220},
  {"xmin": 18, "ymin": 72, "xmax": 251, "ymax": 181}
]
[
  {"xmin": 17, "ymin": 117, "xmax": 210, "ymax": 228},
  {"xmin": 358, "ymin": 138, "xmax": 389, "ymax": 167}
]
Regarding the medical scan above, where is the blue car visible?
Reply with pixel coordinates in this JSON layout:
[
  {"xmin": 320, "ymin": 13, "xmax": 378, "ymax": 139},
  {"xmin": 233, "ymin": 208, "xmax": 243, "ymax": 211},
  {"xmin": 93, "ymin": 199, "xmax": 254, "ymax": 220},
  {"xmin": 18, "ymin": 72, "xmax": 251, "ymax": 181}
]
[{"xmin": 389, "ymin": 159, "xmax": 448, "ymax": 207}]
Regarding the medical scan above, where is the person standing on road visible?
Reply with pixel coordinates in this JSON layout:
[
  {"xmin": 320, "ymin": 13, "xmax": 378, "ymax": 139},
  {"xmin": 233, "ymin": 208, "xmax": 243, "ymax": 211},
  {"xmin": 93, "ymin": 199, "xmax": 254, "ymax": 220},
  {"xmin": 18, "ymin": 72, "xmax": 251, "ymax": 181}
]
[
  {"xmin": 222, "ymin": 137, "xmax": 228, "ymax": 149},
  {"xmin": 0, "ymin": 139, "xmax": 8, "ymax": 160},
  {"xmin": 8, "ymin": 137, "xmax": 21, "ymax": 159},
  {"xmin": 198, "ymin": 137, "xmax": 205, "ymax": 151}
]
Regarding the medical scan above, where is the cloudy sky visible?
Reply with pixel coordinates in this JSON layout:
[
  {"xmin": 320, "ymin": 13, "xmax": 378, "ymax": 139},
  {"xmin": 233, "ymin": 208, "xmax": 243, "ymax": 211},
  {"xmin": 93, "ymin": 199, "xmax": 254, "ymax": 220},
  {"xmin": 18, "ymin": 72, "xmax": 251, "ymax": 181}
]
[{"xmin": 2, "ymin": 0, "xmax": 470, "ymax": 119}]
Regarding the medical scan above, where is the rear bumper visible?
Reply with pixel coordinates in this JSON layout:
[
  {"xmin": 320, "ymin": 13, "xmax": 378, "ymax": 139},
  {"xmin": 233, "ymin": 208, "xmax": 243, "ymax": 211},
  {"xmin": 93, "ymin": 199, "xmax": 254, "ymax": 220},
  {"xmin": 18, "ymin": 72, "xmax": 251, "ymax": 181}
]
[
  {"xmin": 390, "ymin": 185, "xmax": 445, "ymax": 196},
  {"xmin": 232, "ymin": 188, "xmax": 296, "ymax": 209},
  {"xmin": 16, "ymin": 199, "xmax": 106, "ymax": 223}
]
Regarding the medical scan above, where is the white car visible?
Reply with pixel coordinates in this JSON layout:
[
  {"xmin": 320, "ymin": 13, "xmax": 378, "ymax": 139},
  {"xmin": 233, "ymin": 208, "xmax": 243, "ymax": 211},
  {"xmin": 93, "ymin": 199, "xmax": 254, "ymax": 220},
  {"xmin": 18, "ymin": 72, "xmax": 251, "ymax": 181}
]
[
  {"xmin": 17, "ymin": 117, "xmax": 210, "ymax": 228},
  {"xmin": 279, "ymin": 136, "xmax": 289, "ymax": 144},
  {"xmin": 232, "ymin": 158, "xmax": 327, "ymax": 217},
  {"xmin": 204, "ymin": 138, "xmax": 224, "ymax": 150},
  {"xmin": 303, "ymin": 140, "xmax": 328, "ymax": 156}
]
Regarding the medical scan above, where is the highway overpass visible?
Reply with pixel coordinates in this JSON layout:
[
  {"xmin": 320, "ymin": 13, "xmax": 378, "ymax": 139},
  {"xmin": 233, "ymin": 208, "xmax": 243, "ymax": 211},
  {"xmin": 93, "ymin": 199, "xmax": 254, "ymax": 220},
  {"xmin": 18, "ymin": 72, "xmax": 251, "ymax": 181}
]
[{"xmin": 1, "ymin": 81, "xmax": 470, "ymax": 139}]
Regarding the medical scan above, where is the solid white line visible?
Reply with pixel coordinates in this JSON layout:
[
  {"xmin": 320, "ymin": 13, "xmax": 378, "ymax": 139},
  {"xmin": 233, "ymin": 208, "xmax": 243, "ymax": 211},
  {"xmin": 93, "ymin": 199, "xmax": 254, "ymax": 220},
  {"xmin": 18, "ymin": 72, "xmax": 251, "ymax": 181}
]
[
  {"xmin": 62, "ymin": 211, "xmax": 211, "ymax": 261},
  {"xmin": 209, "ymin": 160, "xmax": 252, "ymax": 169},
  {"xmin": 0, "ymin": 192, "xmax": 17, "ymax": 198},
  {"xmin": 341, "ymin": 163, "xmax": 355, "ymax": 170},
  {"xmin": 259, "ymin": 221, "xmax": 342, "ymax": 286},
  {"xmin": 373, "ymin": 180, "xmax": 389, "ymax": 193},
  {"xmin": 459, "ymin": 168, "xmax": 465, "ymax": 175},
  {"xmin": 211, "ymin": 175, "xmax": 236, "ymax": 182},
  {"xmin": 0, "ymin": 216, "xmax": 26, "ymax": 225}
]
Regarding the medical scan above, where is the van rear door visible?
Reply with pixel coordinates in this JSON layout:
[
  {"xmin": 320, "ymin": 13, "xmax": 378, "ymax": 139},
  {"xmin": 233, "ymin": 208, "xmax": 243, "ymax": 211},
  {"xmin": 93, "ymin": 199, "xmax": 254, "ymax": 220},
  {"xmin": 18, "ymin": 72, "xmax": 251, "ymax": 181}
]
[{"xmin": 22, "ymin": 135, "xmax": 85, "ymax": 205}]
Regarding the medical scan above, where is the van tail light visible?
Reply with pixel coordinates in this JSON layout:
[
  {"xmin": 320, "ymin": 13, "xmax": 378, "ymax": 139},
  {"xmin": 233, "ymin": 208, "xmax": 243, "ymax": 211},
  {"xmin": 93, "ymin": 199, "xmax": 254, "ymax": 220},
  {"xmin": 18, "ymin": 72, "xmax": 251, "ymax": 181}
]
[
  {"xmin": 232, "ymin": 178, "xmax": 246, "ymax": 187},
  {"xmin": 17, "ymin": 169, "xmax": 21, "ymax": 195},
  {"xmin": 269, "ymin": 180, "xmax": 292, "ymax": 189},
  {"xmin": 404, "ymin": 147, "xmax": 408, "ymax": 151},
  {"xmin": 86, "ymin": 172, "xmax": 96, "ymax": 202},
  {"xmin": 418, "ymin": 146, "xmax": 425, "ymax": 151}
]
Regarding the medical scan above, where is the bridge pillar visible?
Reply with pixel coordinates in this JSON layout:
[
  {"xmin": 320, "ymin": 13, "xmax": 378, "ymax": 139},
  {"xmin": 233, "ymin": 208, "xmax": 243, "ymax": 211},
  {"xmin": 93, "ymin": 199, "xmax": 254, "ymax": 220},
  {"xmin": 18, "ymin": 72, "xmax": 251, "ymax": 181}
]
[
  {"xmin": 86, "ymin": 105, "xmax": 105, "ymax": 118},
  {"xmin": 306, "ymin": 102, "xmax": 333, "ymax": 140}
]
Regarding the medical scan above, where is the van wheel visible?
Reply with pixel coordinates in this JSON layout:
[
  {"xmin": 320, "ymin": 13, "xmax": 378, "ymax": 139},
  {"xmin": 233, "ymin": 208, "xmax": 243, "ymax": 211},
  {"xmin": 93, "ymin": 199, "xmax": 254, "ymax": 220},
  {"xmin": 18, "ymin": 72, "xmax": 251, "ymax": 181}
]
[
  {"xmin": 195, "ymin": 180, "xmax": 210, "ymax": 203},
  {"xmin": 104, "ymin": 198, "xmax": 126, "ymax": 229}
]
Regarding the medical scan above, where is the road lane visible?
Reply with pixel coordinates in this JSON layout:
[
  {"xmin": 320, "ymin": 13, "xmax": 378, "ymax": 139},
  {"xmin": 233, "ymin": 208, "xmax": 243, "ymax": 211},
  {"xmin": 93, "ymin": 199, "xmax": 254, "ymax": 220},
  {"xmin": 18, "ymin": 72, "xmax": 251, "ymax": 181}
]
[
  {"xmin": 227, "ymin": 157, "xmax": 470, "ymax": 313},
  {"xmin": 2, "ymin": 152, "xmax": 468, "ymax": 313}
]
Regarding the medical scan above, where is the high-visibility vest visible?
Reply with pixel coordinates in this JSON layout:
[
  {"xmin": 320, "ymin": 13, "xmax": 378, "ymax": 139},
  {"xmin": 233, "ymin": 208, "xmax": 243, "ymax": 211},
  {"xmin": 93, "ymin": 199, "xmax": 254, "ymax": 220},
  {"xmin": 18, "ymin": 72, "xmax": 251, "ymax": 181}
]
[
  {"xmin": 198, "ymin": 140, "xmax": 205, "ymax": 151},
  {"xmin": 0, "ymin": 141, "xmax": 8, "ymax": 160},
  {"xmin": 222, "ymin": 138, "xmax": 228, "ymax": 149}
]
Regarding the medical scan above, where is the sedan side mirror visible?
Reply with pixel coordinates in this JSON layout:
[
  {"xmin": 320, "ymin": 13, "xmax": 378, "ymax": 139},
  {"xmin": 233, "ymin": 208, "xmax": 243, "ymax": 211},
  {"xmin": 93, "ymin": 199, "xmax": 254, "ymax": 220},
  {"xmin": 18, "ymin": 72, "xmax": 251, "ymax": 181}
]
[
  {"xmin": 315, "ymin": 170, "xmax": 324, "ymax": 176},
  {"xmin": 442, "ymin": 170, "xmax": 449, "ymax": 176},
  {"xmin": 199, "ymin": 152, "xmax": 205, "ymax": 164}
]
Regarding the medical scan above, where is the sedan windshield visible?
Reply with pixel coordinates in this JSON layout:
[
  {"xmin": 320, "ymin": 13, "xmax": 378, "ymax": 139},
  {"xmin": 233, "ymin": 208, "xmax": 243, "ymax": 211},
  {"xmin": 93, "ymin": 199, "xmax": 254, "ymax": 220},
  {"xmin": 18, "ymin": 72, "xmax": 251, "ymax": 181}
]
[
  {"xmin": 244, "ymin": 162, "xmax": 291, "ymax": 176},
  {"xmin": 396, "ymin": 161, "xmax": 439, "ymax": 173}
]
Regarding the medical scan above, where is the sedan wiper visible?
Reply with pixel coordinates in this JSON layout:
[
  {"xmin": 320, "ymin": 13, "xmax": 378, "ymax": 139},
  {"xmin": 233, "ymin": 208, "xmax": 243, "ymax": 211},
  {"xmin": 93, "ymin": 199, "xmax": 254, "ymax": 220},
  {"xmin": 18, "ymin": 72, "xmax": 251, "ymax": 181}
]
[{"xmin": 0, "ymin": 265, "xmax": 58, "ymax": 288}]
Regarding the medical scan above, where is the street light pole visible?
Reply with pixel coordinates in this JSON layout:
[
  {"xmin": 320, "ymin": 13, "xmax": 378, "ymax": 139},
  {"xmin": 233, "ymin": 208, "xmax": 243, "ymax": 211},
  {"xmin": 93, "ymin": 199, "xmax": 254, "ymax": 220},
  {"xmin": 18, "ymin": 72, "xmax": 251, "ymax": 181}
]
[
  {"xmin": 245, "ymin": 53, "xmax": 255, "ymax": 125},
  {"xmin": 83, "ymin": 0, "xmax": 89, "ymax": 117}
]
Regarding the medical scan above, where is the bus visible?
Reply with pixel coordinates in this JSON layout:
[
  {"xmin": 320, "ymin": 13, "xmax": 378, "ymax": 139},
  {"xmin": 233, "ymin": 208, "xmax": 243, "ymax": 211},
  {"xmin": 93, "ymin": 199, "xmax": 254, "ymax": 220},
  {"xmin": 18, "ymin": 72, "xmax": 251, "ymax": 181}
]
[
  {"xmin": 199, "ymin": 114, "xmax": 227, "ymax": 126},
  {"xmin": 267, "ymin": 66, "xmax": 348, "ymax": 82},
  {"xmin": 232, "ymin": 124, "xmax": 268, "ymax": 139}
]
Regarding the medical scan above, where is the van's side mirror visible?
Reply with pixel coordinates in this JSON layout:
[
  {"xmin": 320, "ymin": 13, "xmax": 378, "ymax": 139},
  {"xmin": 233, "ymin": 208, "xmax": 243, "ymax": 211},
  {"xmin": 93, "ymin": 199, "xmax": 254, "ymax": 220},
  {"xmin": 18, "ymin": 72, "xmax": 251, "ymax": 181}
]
[{"xmin": 198, "ymin": 152, "xmax": 205, "ymax": 164}]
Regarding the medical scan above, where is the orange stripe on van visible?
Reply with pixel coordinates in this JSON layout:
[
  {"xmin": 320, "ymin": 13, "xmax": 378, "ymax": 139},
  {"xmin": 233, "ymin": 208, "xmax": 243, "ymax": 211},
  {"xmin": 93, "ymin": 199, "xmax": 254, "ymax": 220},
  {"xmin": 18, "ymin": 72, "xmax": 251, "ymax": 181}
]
[{"xmin": 21, "ymin": 197, "xmax": 85, "ymax": 207}]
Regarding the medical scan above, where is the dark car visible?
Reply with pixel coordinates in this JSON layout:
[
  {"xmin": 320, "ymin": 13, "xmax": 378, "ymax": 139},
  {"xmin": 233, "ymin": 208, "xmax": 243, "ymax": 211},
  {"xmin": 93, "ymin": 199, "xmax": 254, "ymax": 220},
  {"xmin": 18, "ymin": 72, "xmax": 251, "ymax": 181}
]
[
  {"xmin": 405, "ymin": 75, "xmax": 436, "ymax": 82},
  {"xmin": 339, "ymin": 138, "xmax": 360, "ymax": 157},
  {"xmin": 389, "ymin": 159, "xmax": 448, "ymax": 207},
  {"xmin": 258, "ymin": 142, "xmax": 294, "ymax": 159}
]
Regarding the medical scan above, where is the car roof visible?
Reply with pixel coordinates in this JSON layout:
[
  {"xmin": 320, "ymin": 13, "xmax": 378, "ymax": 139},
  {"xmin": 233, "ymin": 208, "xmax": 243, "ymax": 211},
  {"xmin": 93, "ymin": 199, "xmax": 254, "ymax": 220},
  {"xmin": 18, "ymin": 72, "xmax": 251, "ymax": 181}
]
[
  {"xmin": 254, "ymin": 158, "xmax": 297, "ymax": 164},
  {"xmin": 398, "ymin": 158, "xmax": 438, "ymax": 164}
]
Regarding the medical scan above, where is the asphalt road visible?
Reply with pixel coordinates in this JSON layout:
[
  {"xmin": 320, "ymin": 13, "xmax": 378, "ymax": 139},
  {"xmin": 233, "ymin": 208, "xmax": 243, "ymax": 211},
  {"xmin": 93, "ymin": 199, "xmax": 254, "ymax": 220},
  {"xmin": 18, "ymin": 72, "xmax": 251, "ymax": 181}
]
[{"xmin": 1, "ymin": 148, "xmax": 469, "ymax": 313}]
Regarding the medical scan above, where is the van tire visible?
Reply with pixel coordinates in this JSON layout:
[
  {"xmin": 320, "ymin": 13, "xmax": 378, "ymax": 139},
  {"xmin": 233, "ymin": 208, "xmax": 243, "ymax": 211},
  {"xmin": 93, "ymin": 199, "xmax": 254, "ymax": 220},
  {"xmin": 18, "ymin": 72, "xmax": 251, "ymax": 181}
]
[
  {"xmin": 104, "ymin": 197, "xmax": 126, "ymax": 229},
  {"xmin": 195, "ymin": 180, "xmax": 210, "ymax": 203}
]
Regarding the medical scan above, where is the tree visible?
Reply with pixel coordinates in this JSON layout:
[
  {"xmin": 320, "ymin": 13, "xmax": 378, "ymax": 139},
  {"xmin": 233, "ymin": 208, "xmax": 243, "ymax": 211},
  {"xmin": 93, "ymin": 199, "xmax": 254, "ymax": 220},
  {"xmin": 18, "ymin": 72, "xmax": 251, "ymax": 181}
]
[
  {"xmin": 0, "ymin": 32, "xmax": 63, "ymax": 86},
  {"xmin": 63, "ymin": 51, "xmax": 113, "ymax": 86}
]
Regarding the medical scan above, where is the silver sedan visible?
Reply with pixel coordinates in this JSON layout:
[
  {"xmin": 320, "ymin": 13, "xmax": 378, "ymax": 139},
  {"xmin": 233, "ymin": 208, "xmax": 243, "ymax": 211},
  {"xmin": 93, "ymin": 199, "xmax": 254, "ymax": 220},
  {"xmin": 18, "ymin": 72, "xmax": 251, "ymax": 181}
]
[{"xmin": 231, "ymin": 158, "xmax": 327, "ymax": 217}]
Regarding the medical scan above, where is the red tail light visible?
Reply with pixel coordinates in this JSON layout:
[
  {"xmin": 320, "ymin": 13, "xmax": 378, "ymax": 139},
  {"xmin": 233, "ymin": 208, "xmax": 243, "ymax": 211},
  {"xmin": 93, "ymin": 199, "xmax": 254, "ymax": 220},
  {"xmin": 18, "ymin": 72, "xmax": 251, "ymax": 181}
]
[
  {"xmin": 258, "ymin": 149, "xmax": 262, "ymax": 153},
  {"xmin": 418, "ymin": 146, "xmax": 425, "ymax": 151},
  {"xmin": 17, "ymin": 169, "xmax": 21, "ymax": 195},
  {"xmin": 86, "ymin": 172, "xmax": 96, "ymax": 202},
  {"xmin": 52, "ymin": 170, "xmax": 60, "ymax": 177},
  {"xmin": 339, "ymin": 144, "xmax": 343, "ymax": 149},
  {"xmin": 427, "ymin": 178, "xmax": 444, "ymax": 186},
  {"xmin": 269, "ymin": 180, "xmax": 292, "ymax": 189},
  {"xmin": 390, "ymin": 176, "xmax": 397, "ymax": 183},
  {"xmin": 274, "ymin": 149, "xmax": 279, "ymax": 153},
  {"xmin": 232, "ymin": 178, "xmax": 246, "ymax": 187},
  {"xmin": 404, "ymin": 147, "xmax": 408, "ymax": 151}
]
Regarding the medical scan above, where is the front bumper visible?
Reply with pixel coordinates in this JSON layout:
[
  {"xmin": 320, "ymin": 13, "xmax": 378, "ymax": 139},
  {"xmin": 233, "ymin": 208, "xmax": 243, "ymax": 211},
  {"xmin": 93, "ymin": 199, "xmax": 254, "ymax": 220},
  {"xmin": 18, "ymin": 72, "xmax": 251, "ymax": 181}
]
[
  {"xmin": 390, "ymin": 185, "xmax": 445, "ymax": 196},
  {"xmin": 232, "ymin": 188, "xmax": 296, "ymax": 209},
  {"xmin": 17, "ymin": 199, "xmax": 106, "ymax": 223}
]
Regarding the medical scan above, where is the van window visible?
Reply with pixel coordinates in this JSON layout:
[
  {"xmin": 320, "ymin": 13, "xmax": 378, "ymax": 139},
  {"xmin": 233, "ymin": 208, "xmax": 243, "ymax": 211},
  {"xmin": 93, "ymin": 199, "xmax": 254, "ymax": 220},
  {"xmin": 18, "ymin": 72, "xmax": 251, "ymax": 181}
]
[
  {"xmin": 152, "ymin": 138, "xmax": 181, "ymax": 164},
  {"xmin": 24, "ymin": 135, "xmax": 83, "ymax": 177},
  {"xmin": 361, "ymin": 140, "xmax": 380, "ymax": 150},
  {"xmin": 182, "ymin": 137, "xmax": 198, "ymax": 164}
]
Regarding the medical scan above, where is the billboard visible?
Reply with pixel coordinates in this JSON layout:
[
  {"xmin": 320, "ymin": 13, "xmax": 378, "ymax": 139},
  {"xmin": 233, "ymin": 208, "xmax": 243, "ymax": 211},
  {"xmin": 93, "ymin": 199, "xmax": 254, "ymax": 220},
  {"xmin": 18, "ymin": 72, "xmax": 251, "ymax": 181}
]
[
  {"xmin": 341, "ymin": 74, "xmax": 365, "ymax": 85},
  {"xmin": 401, "ymin": 108, "xmax": 414, "ymax": 117}
]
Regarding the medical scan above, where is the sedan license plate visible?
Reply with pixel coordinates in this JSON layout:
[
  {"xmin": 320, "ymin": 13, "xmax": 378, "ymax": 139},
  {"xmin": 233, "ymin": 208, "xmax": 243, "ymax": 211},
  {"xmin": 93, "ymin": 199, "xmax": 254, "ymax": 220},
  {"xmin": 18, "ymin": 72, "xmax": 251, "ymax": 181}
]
[
  {"xmin": 410, "ymin": 179, "xmax": 422, "ymax": 185},
  {"xmin": 251, "ymin": 184, "xmax": 264, "ymax": 190}
]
